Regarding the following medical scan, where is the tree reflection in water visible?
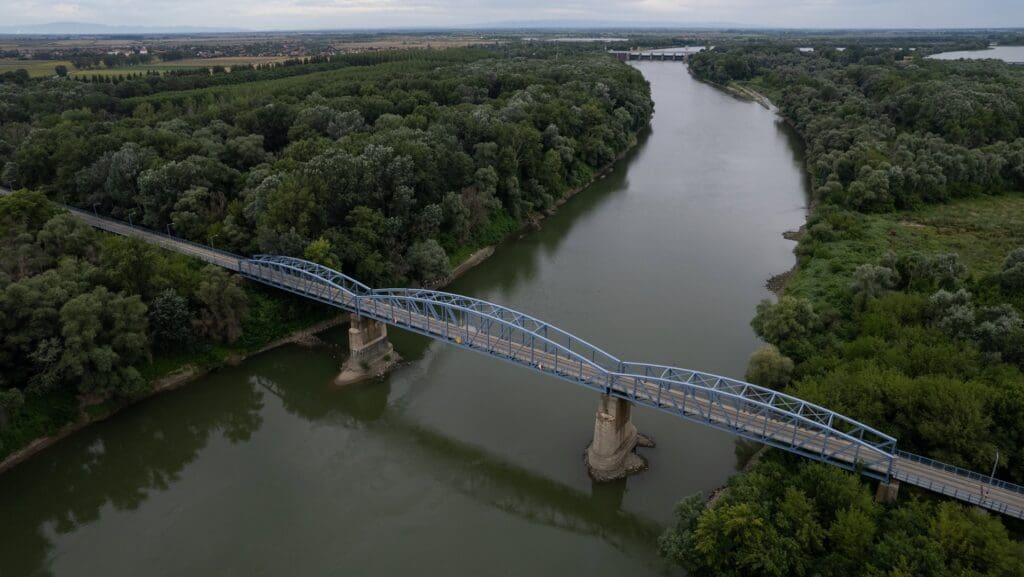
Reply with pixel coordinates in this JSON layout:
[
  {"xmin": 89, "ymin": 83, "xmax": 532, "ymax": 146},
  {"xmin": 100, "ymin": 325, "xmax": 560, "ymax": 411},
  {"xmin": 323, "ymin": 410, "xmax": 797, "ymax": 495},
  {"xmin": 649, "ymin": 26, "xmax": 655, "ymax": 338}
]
[{"xmin": 1, "ymin": 341, "xmax": 665, "ymax": 577}]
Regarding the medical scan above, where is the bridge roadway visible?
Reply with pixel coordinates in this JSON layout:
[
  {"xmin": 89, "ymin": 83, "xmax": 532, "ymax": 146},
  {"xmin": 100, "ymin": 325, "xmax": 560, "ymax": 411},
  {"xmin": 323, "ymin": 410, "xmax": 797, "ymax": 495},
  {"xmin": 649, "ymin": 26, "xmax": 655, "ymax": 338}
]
[
  {"xmin": 4, "ymin": 188, "xmax": 1023, "ymax": 520},
  {"xmin": 243, "ymin": 263, "xmax": 1024, "ymax": 520}
]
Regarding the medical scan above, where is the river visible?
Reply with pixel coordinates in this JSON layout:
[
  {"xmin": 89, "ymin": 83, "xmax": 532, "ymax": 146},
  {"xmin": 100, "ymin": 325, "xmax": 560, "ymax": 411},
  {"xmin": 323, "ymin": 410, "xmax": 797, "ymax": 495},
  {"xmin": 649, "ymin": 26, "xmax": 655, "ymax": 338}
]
[
  {"xmin": 0, "ymin": 62, "xmax": 808, "ymax": 577},
  {"xmin": 929, "ymin": 45, "xmax": 1024, "ymax": 64}
]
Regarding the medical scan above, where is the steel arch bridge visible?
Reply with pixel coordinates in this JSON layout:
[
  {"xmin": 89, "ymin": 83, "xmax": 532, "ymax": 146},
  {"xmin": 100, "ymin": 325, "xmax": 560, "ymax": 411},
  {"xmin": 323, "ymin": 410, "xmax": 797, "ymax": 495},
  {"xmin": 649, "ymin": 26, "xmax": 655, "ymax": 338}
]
[
  {"xmin": 10, "ymin": 186, "xmax": 1022, "ymax": 521},
  {"xmin": 238, "ymin": 254, "xmax": 899, "ymax": 481}
]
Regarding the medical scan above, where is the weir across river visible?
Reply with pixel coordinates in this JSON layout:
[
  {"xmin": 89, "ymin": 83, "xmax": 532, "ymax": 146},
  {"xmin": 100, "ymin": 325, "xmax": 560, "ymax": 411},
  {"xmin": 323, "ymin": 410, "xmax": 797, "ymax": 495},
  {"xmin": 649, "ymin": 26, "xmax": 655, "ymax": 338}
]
[{"xmin": 6, "ymin": 186, "xmax": 1024, "ymax": 520}]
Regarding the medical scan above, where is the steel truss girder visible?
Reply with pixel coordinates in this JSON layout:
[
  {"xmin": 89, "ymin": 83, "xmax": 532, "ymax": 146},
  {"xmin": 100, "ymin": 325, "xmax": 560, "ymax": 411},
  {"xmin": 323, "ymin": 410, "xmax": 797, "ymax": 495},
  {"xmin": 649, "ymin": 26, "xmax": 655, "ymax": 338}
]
[
  {"xmin": 52, "ymin": 201, "xmax": 1024, "ymax": 519},
  {"xmin": 237, "ymin": 255, "xmax": 898, "ymax": 480}
]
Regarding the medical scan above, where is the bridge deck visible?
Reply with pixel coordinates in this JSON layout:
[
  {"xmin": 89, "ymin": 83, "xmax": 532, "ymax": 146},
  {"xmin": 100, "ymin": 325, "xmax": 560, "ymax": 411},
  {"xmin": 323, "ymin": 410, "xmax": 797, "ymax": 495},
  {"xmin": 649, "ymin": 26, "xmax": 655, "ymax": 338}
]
[{"xmin": 8, "ymin": 189, "xmax": 1022, "ymax": 521}]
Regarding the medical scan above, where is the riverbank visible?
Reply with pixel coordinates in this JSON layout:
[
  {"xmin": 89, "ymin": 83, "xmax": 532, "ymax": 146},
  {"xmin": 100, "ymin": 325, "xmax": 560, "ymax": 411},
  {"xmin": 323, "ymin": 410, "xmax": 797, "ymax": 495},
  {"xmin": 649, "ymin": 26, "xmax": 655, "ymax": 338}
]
[
  {"xmin": 438, "ymin": 128, "xmax": 644, "ymax": 286},
  {"xmin": 685, "ymin": 72, "xmax": 810, "ymax": 297},
  {"xmin": 0, "ymin": 315, "xmax": 348, "ymax": 475},
  {"xmin": 2, "ymin": 59, "xmax": 821, "ymax": 576},
  {"xmin": 687, "ymin": 69, "xmax": 773, "ymax": 109},
  {"xmin": 665, "ymin": 48, "xmax": 1024, "ymax": 575},
  {"xmin": 0, "ymin": 127, "xmax": 648, "ymax": 477}
]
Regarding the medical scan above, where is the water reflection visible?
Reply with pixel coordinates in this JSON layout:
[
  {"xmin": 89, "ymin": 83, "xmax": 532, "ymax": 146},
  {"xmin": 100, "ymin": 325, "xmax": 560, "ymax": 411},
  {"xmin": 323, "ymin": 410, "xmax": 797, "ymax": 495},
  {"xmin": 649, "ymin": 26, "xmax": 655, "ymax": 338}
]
[
  {"xmin": 372, "ymin": 417, "xmax": 664, "ymax": 561},
  {"xmin": 0, "ymin": 374, "xmax": 265, "ymax": 577},
  {"xmin": 458, "ymin": 127, "xmax": 652, "ymax": 299},
  {"xmin": 1, "ymin": 342, "xmax": 667, "ymax": 577}
]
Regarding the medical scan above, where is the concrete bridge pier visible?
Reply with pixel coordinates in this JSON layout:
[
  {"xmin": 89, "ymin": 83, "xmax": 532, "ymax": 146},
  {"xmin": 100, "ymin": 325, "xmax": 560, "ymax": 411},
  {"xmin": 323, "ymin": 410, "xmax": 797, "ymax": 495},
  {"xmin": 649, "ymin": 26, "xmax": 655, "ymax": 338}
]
[
  {"xmin": 335, "ymin": 313, "xmax": 399, "ymax": 385},
  {"xmin": 586, "ymin": 395, "xmax": 654, "ymax": 481},
  {"xmin": 875, "ymin": 479, "xmax": 900, "ymax": 503}
]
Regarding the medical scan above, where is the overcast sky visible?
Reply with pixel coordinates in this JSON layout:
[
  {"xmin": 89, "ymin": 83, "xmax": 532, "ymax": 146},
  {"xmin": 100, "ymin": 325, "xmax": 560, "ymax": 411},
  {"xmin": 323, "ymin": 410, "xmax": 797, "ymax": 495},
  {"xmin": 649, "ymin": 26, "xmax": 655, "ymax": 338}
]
[{"xmin": 2, "ymin": 0, "xmax": 1023, "ymax": 30}]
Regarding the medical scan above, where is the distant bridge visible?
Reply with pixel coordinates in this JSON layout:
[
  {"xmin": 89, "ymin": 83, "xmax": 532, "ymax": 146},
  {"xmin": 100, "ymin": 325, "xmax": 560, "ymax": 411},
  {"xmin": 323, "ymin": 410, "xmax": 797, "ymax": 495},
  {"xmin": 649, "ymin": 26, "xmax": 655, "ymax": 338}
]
[
  {"xmin": 6, "ymin": 187, "xmax": 1024, "ymax": 520},
  {"xmin": 608, "ymin": 50, "xmax": 690, "ymax": 62}
]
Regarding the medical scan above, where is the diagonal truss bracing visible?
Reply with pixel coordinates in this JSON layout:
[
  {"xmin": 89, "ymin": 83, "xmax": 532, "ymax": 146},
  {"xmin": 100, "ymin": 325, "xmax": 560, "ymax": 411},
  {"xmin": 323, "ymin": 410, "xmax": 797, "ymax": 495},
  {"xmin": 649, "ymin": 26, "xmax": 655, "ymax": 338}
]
[
  {"xmin": 239, "ymin": 254, "xmax": 897, "ymax": 481},
  {"xmin": 39, "ymin": 197, "xmax": 1024, "ymax": 520}
]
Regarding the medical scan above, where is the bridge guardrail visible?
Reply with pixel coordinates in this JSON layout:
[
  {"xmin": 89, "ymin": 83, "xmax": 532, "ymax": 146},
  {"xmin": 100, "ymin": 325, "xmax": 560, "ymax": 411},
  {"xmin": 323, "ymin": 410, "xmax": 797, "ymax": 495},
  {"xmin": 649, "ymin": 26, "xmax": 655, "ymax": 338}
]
[
  {"xmin": 897, "ymin": 451, "xmax": 1024, "ymax": 497},
  {"xmin": 370, "ymin": 287, "xmax": 624, "ymax": 372},
  {"xmin": 239, "ymin": 255, "xmax": 897, "ymax": 479},
  {"xmin": 608, "ymin": 371, "xmax": 894, "ymax": 477},
  {"xmin": 250, "ymin": 254, "xmax": 372, "ymax": 295},
  {"xmin": 24, "ymin": 194, "xmax": 1024, "ymax": 518},
  {"xmin": 62, "ymin": 203, "xmax": 244, "ymax": 266},
  {"xmin": 620, "ymin": 362, "xmax": 898, "ymax": 458},
  {"xmin": 892, "ymin": 469, "xmax": 1024, "ymax": 520}
]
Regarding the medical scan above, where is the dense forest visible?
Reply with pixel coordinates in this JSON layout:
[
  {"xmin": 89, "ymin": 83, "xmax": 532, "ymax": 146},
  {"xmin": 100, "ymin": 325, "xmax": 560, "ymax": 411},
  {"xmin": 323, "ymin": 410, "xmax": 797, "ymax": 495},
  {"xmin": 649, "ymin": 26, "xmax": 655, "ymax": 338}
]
[
  {"xmin": 0, "ymin": 189, "xmax": 325, "ymax": 456},
  {"xmin": 0, "ymin": 46, "xmax": 653, "ymax": 459},
  {"xmin": 690, "ymin": 45, "xmax": 1024, "ymax": 212},
  {"xmin": 662, "ymin": 456, "xmax": 1024, "ymax": 576},
  {"xmin": 661, "ymin": 41, "xmax": 1024, "ymax": 575},
  {"xmin": 1, "ymin": 47, "xmax": 651, "ymax": 283}
]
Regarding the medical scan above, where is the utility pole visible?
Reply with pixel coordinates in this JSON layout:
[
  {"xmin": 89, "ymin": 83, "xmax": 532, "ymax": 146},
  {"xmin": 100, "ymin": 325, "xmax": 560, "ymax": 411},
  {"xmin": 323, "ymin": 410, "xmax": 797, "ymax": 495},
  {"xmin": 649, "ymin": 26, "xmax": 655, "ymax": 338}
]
[{"xmin": 986, "ymin": 450, "xmax": 1000, "ymax": 500}]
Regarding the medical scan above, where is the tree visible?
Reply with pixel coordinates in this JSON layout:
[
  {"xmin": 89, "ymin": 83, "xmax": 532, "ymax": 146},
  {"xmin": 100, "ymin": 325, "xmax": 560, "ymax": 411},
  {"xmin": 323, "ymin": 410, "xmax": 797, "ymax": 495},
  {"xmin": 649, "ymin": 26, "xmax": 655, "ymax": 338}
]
[
  {"xmin": 148, "ymin": 288, "xmax": 194, "ymax": 352},
  {"xmin": 693, "ymin": 502, "xmax": 792, "ymax": 577},
  {"xmin": 138, "ymin": 156, "xmax": 238, "ymax": 229},
  {"xmin": 1000, "ymin": 247, "xmax": 1024, "ymax": 293},
  {"xmin": 193, "ymin": 266, "xmax": 247, "ymax": 343},
  {"xmin": 100, "ymin": 237, "xmax": 158, "ymax": 298},
  {"xmin": 751, "ymin": 297, "xmax": 824, "ymax": 361},
  {"xmin": 303, "ymin": 237, "xmax": 341, "ymax": 270},
  {"xmin": 37, "ymin": 213, "xmax": 97, "ymax": 262},
  {"xmin": 658, "ymin": 493, "xmax": 705, "ymax": 572},
  {"xmin": 928, "ymin": 502, "xmax": 1024, "ymax": 576},
  {"xmin": 850, "ymin": 264, "xmax": 899, "ymax": 310},
  {"xmin": 0, "ymin": 388, "xmax": 23, "ymax": 429},
  {"xmin": 58, "ymin": 286, "xmax": 149, "ymax": 399},
  {"xmin": 745, "ymin": 344, "xmax": 795, "ymax": 389},
  {"xmin": 170, "ymin": 186, "xmax": 227, "ymax": 240},
  {"xmin": 54, "ymin": 65, "xmax": 68, "ymax": 78},
  {"xmin": 974, "ymin": 304, "xmax": 1024, "ymax": 361},
  {"xmin": 828, "ymin": 507, "xmax": 876, "ymax": 560},
  {"xmin": 406, "ymin": 239, "xmax": 449, "ymax": 285},
  {"xmin": 223, "ymin": 134, "xmax": 268, "ymax": 170}
]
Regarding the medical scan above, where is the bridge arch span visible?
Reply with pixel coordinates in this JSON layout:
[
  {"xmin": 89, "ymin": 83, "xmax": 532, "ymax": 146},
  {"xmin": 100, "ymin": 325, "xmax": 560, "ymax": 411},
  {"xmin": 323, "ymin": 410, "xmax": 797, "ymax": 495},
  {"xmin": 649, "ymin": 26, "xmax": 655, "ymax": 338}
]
[
  {"xmin": 17, "ymin": 187, "xmax": 1024, "ymax": 518},
  {"xmin": 239, "ymin": 255, "xmax": 897, "ymax": 480},
  {"xmin": 249, "ymin": 254, "xmax": 372, "ymax": 296}
]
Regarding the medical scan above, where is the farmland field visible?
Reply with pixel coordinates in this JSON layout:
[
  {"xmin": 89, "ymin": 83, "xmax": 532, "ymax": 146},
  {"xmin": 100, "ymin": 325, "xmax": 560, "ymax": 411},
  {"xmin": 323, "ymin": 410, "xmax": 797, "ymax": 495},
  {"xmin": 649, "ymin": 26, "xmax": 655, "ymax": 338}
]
[
  {"xmin": 0, "ymin": 56, "xmax": 293, "ymax": 78},
  {"xmin": 0, "ymin": 58, "xmax": 73, "ymax": 77},
  {"xmin": 70, "ymin": 56, "xmax": 291, "ymax": 77}
]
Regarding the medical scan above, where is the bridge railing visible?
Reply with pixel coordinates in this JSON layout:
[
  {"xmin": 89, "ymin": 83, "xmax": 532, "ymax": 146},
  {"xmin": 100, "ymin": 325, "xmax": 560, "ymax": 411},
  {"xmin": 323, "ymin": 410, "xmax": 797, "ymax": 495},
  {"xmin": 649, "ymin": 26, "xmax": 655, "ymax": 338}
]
[
  {"xmin": 606, "ymin": 370, "xmax": 894, "ymax": 478},
  {"xmin": 23, "ymin": 195, "xmax": 1024, "ymax": 516},
  {"xmin": 357, "ymin": 292, "xmax": 614, "ymax": 381},
  {"xmin": 371, "ymin": 288, "xmax": 624, "ymax": 372},
  {"xmin": 238, "ymin": 256, "xmax": 898, "ymax": 479},
  {"xmin": 244, "ymin": 255, "xmax": 372, "ymax": 297},
  {"xmin": 892, "ymin": 468, "xmax": 1024, "ymax": 520},
  {"xmin": 897, "ymin": 451, "xmax": 1024, "ymax": 497},
  {"xmin": 63, "ymin": 204, "xmax": 244, "ymax": 268},
  {"xmin": 619, "ymin": 362, "xmax": 898, "ymax": 456}
]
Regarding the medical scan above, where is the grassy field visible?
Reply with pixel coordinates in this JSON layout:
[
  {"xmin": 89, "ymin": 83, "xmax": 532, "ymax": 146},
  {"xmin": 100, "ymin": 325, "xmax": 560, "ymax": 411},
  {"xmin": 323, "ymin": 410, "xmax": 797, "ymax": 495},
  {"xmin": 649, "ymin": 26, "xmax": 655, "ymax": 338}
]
[
  {"xmin": 126, "ymin": 52, "xmax": 486, "ymax": 106},
  {"xmin": 330, "ymin": 38, "xmax": 487, "ymax": 50},
  {"xmin": 786, "ymin": 193, "xmax": 1024, "ymax": 304},
  {"xmin": 0, "ymin": 56, "xmax": 292, "ymax": 79},
  {"xmin": 0, "ymin": 58, "xmax": 74, "ymax": 78},
  {"xmin": 70, "ymin": 56, "xmax": 291, "ymax": 78}
]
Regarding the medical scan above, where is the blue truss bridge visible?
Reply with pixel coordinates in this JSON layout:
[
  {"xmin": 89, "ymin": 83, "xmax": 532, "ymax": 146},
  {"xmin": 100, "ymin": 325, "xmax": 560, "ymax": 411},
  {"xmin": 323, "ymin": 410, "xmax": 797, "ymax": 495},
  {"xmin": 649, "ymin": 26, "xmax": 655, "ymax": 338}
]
[{"xmin": 11, "ymin": 189, "xmax": 1023, "ymax": 521}]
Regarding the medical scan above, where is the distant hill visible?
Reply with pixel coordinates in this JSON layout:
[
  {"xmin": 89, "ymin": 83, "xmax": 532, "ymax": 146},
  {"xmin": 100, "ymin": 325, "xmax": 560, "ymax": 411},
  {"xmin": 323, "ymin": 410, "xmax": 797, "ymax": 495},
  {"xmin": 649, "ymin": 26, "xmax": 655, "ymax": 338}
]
[
  {"xmin": 0, "ymin": 22, "xmax": 248, "ymax": 35},
  {"xmin": 463, "ymin": 19, "xmax": 751, "ymax": 30},
  {"xmin": 0, "ymin": 20, "xmax": 759, "ymax": 36}
]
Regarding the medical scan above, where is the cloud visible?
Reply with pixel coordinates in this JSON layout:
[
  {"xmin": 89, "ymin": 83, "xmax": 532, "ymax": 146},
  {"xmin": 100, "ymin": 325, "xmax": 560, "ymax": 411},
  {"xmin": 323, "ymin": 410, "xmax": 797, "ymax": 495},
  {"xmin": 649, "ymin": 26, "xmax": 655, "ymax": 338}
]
[
  {"xmin": 1, "ymin": 0, "xmax": 1021, "ymax": 29},
  {"xmin": 51, "ymin": 2, "xmax": 83, "ymax": 17}
]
